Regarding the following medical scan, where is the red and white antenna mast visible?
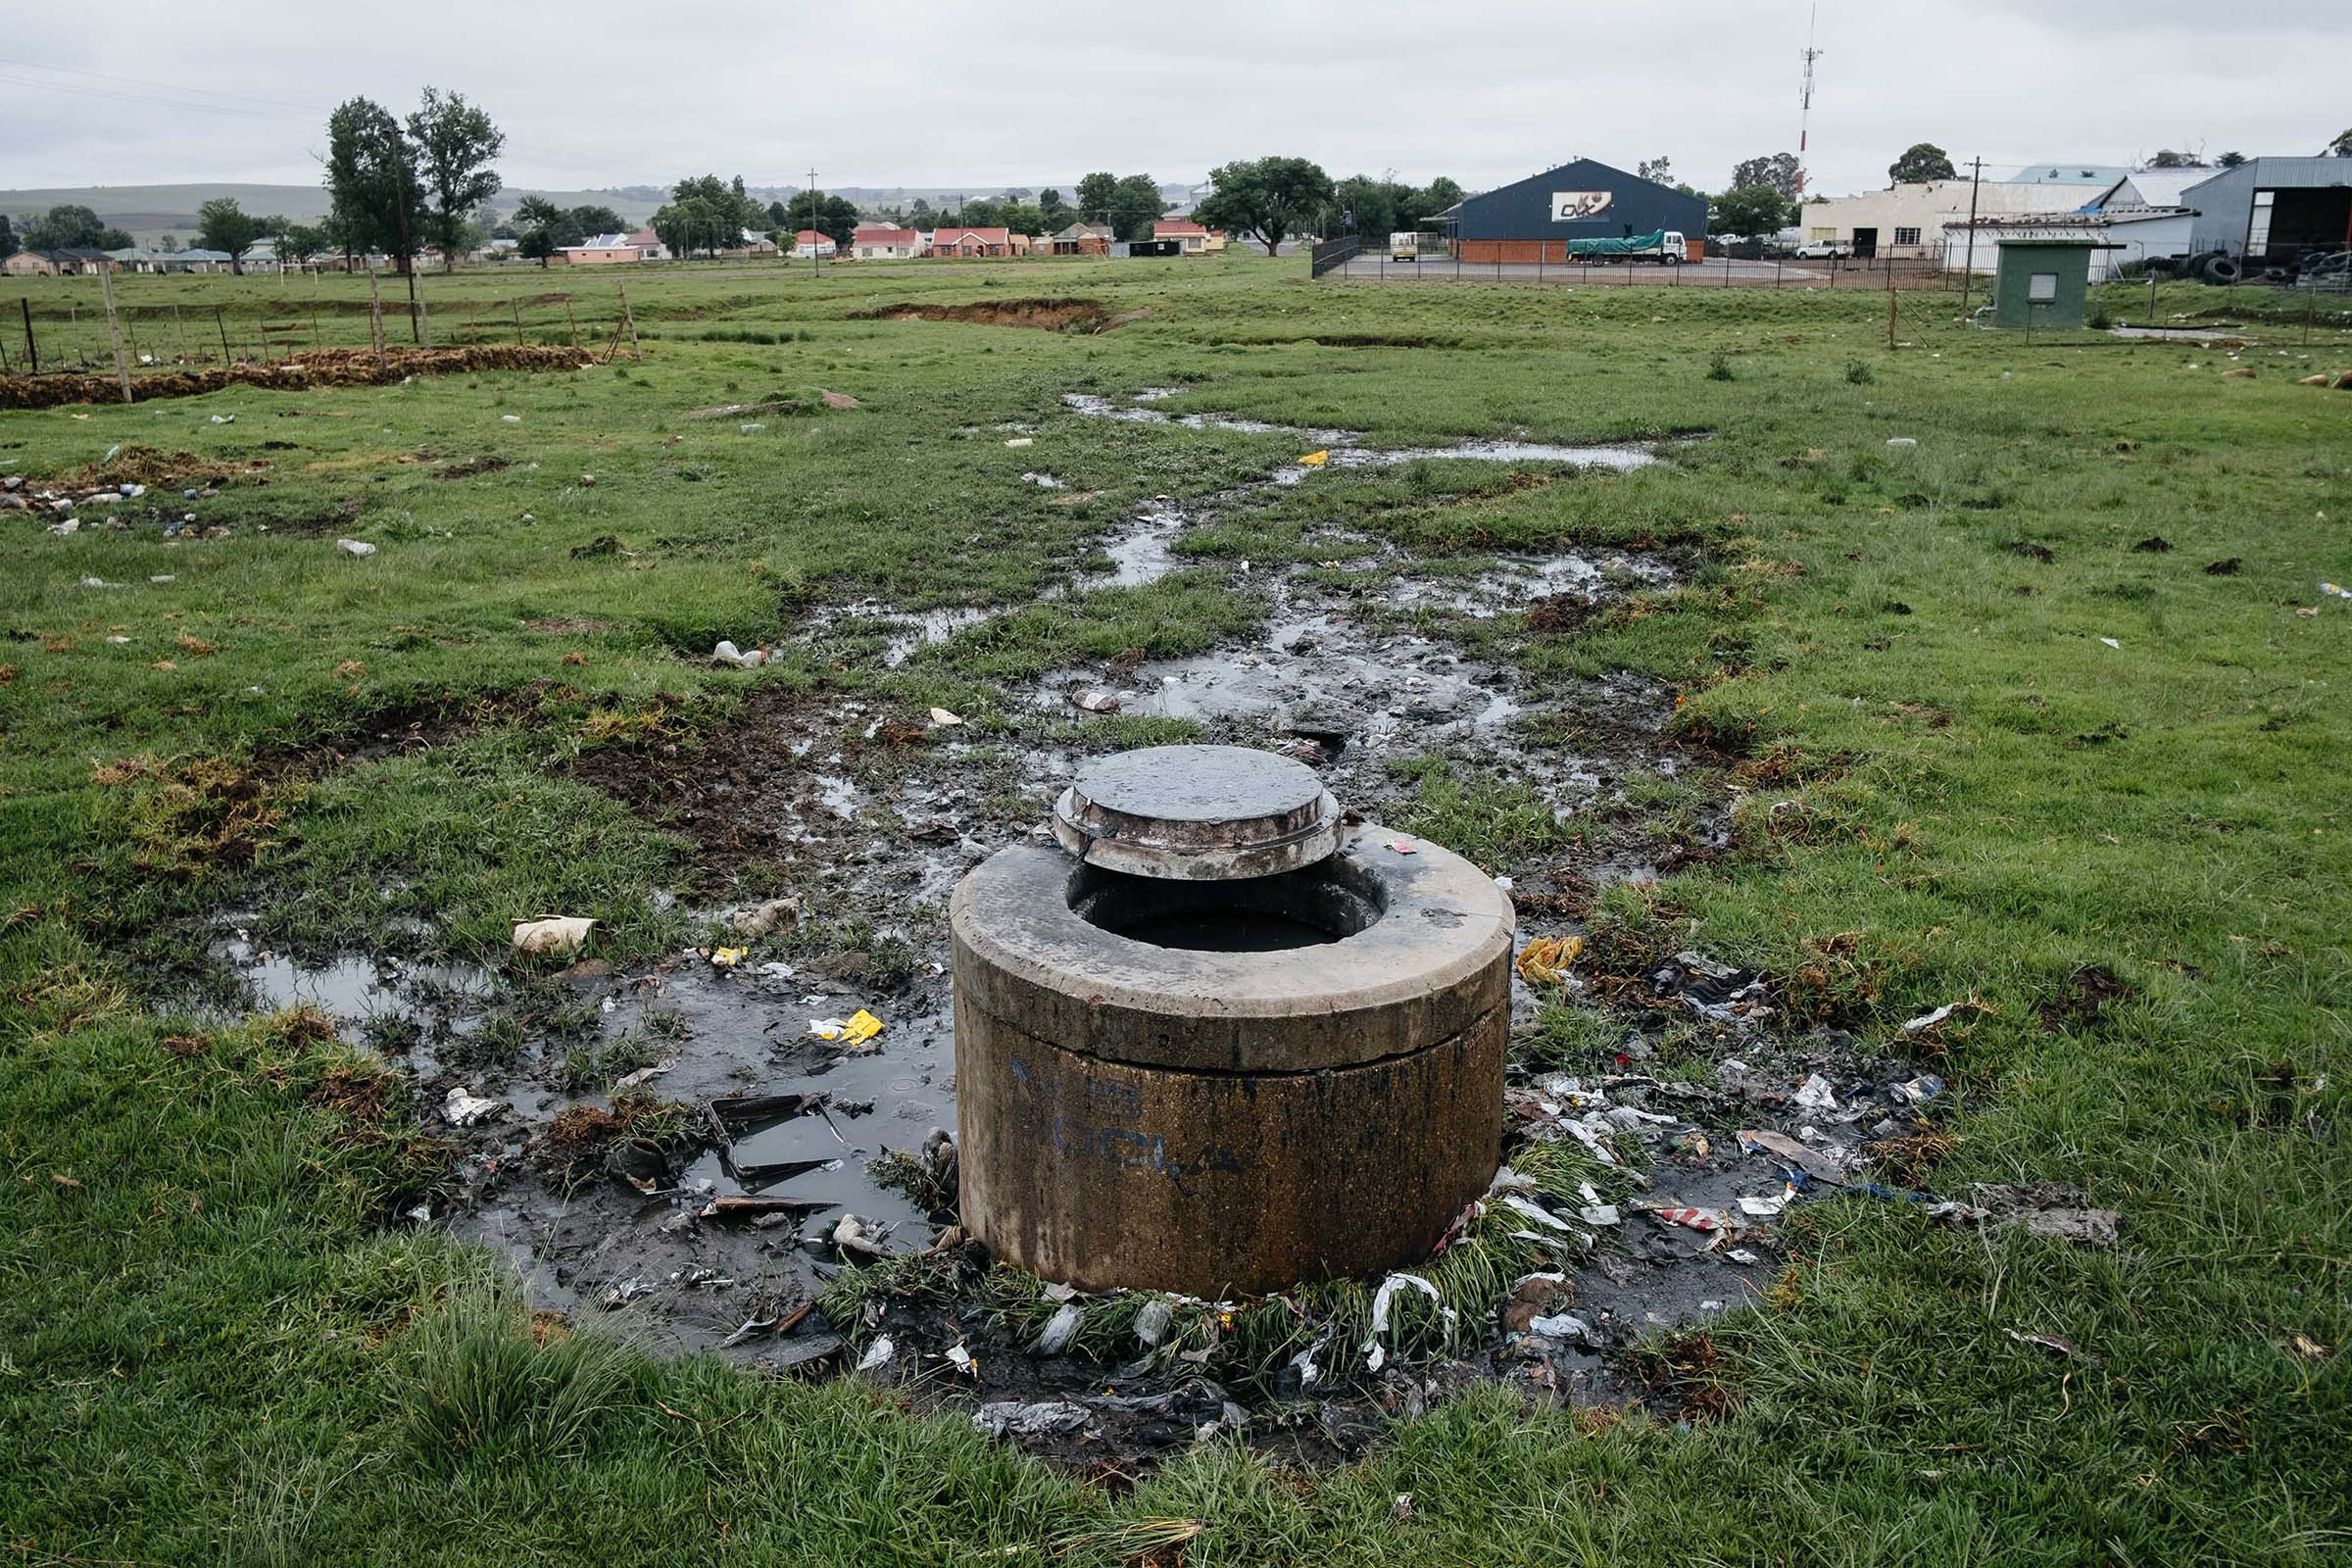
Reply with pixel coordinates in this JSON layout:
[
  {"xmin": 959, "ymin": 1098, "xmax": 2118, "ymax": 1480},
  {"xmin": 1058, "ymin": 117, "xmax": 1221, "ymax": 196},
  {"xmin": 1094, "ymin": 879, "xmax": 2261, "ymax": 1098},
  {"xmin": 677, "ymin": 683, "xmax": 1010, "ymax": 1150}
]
[{"xmin": 1797, "ymin": 5, "xmax": 1823, "ymax": 198}]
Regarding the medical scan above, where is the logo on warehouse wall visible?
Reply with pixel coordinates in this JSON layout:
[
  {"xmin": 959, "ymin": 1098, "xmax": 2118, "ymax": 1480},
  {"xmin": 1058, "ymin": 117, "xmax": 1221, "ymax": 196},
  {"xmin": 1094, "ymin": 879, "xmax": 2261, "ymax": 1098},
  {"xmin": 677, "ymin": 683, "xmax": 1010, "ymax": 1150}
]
[{"xmin": 1550, "ymin": 191, "xmax": 1614, "ymax": 222}]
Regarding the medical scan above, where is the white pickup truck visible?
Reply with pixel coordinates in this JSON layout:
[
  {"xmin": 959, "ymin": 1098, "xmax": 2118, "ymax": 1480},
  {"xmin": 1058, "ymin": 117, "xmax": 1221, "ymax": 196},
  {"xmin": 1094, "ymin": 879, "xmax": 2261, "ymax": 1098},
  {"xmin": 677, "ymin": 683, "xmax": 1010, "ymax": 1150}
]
[{"xmin": 1390, "ymin": 231, "xmax": 1423, "ymax": 261}]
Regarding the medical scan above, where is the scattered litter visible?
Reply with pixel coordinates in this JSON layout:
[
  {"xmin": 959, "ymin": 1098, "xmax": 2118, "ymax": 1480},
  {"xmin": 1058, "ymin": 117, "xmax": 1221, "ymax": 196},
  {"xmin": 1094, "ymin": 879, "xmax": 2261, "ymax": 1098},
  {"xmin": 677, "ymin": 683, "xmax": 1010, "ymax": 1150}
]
[
  {"xmin": 2099, "ymin": 637, "xmax": 2121, "ymax": 649},
  {"xmin": 1515, "ymin": 934, "xmax": 1583, "ymax": 985},
  {"xmin": 1886, "ymin": 437, "xmax": 1916, "ymax": 448},
  {"xmin": 943, "ymin": 1343, "xmax": 977, "ymax": 1375},
  {"xmin": 1893, "ymin": 1073, "xmax": 1944, "ymax": 1105},
  {"xmin": 1578, "ymin": 1203, "xmax": 1622, "ymax": 1227},
  {"xmin": 1384, "ymin": 839, "xmax": 1419, "ymax": 855},
  {"xmin": 1528, "ymin": 1312, "xmax": 1600, "ymax": 1348},
  {"xmin": 1726, "ymin": 1249, "xmax": 1763, "ymax": 1265},
  {"xmin": 856, "ymin": 1335, "xmax": 896, "ymax": 1372},
  {"xmin": 1646, "ymin": 1204, "xmax": 1723, "ymax": 1233},
  {"xmin": 1003, "ymin": 436, "xmax": 1033, "ymax": 448},
  {"xmin": 830, "ymin": 1213, "xmax": 891, "ymax": 1258},
  {"xmin": 1793, "ymin": 1072, "xmax": 1839, "ymax": 1111},
  {"xmin": 973, "ymin": 1400, "xmax": 1090, "ymax": 1439},
  {"xmin": 444, "ymin": 1087, "xmax": 505, "ymax": 1126},
  {"xmin": 928, "ymin": 707, "xmax": 962, "ymax": 727},
  {"xmin": 1298, "ymin": 450, "xmax": 1330, "ymax": 466},
  {"xmin": 729, "ymin": 897, "xmax": 800, "ymax": 938},
  {"xmin": 2008, "ymin": 1328, "xmax": 2103, "ymax": 1365},
  {"xmin": 1069, "ymin": 690, "xmax": 1120, "ymax": 713},
  {"xmin": 611, "ymin": 1059, "xmax": 673, "ymax": 1091},
  {"xmin": 1737, "ymin": 1128, "xmax": 1847, "ymax": 1185},
  {"xmin": 2018, "ymin": 1208, "xmax": 2121, "ymax": 1247},
  {"xmin": 1135, "ymin": 1298, "xmax": 1174, "ymax": 1347},
  {"xmin": 211, "ymin": 414, "xmax": 236, "ymax": 424},
  {"xmin": 512, "ymin": 916, "xmax": 596, "ymax": 954},
  {"xmin": 501, "ymin": 414, "xmax": 520, "ymax": 423},
  {"xmin": 598, "ymin": 1277, "xmax": 649, "ymax": 1309},
  {"xmin": 1392, "ymin": 1494, "xmax": 1414, "ymax": 1523},
  {"xmin": 712, "ymin": 639, "xmax": 769, "ymax": 669},
  {"xmin": 1654, "ymin": 952, "xmax": 1772, "ymax": 1026},
  {"xmin": 710, "ymin": 946, "xmax": 747, "ymax": 968},
  {"xmin": 1035, "ymin": 1302, "xmax": 1083, "ymax": 1354},
  {"xmin": 737, "ymin": 422, "xmax": 765, "ymax": 434},
  {"xmin": 334, "ymin": 538, "xmax": 376, "ymax": 559},
  {"xmin": 808, "ymin": 1009, "xmax": 884, "ymax": 1046},
  {"xmin": 1501, "ymin": 1195, "xmax": 1573, "ymax": 1232},
  {"xmin": 1901, "ymin": 1003, "xmax": 1963, "ymax": 1035},
  {"xmin": 2323, "ymin": 582, "xmax": 2348, "ymax": 600},
  {"xmin": 1363, "ymin": 1272, "xmax": 1446, "ymax": 1371},
  {"xmin": 1738, "ymin": 1190, "xmax": 1791, "ymax": 1217}
]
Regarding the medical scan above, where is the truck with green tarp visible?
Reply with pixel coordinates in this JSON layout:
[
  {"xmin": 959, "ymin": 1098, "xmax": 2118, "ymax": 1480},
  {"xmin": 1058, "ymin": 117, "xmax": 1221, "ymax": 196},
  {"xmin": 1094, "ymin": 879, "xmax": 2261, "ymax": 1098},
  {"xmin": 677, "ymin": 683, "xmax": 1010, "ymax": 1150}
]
[{"xmin": 1563, "ymin": 228, "xmax": 1688, "ymax": 264}]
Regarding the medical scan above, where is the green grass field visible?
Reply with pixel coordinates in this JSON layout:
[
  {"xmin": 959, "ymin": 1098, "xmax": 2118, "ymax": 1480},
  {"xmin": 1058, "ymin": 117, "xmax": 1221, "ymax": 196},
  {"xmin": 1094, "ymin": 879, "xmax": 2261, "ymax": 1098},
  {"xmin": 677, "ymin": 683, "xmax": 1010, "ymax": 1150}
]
[{"xmin": 2, "ymin": 252, "xmax": 2348, "ymax": 1565}]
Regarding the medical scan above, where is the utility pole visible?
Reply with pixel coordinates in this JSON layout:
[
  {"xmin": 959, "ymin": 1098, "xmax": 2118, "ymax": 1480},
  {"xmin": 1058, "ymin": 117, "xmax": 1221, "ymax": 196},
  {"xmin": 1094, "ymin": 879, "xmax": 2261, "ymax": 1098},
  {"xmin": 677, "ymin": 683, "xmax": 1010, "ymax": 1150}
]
[
  {"xmin": 1959, "ymin": 156, "xmax": 1984, "ymax": 315},
  {"xmin": 808, "ymin": 167, "xmax": 820, "ymax": 271},
  {"xmin": 1795, "ymin": 4, "xmax": 1823, "ymax": 201}
]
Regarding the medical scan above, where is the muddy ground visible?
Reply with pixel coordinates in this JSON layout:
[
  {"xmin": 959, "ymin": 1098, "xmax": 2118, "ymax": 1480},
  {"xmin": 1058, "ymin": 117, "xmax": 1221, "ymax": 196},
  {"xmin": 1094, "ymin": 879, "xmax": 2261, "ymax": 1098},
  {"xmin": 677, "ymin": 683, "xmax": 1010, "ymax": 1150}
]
[{"xmin": 215, "ymin": 387, "xmax": 1961, "ymax": 1475}]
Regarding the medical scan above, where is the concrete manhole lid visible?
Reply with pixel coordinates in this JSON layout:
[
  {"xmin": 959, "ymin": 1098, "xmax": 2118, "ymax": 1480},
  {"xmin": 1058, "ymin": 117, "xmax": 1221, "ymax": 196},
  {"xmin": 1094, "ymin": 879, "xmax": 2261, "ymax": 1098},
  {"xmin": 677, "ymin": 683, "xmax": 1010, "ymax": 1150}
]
[{"xmin": 1053, "ymin": 744, "xmax": 1343, "ymax": 880}]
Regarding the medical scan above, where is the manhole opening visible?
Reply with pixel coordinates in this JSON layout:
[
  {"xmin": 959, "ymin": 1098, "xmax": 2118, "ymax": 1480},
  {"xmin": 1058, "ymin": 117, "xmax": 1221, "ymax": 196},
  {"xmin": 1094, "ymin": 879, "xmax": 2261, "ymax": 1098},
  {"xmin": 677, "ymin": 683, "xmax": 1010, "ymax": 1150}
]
[{"xmin": 1068, "ymin": 858, "xmax": 1387, "ymax": 953}]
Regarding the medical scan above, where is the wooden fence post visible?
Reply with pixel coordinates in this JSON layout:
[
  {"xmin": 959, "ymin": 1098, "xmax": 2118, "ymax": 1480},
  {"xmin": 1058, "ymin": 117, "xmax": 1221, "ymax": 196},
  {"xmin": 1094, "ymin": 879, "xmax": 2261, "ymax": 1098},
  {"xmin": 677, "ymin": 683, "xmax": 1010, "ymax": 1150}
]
[
  {"xmin": 21, "ymin": 299, "xmax": 37, "ymax": 374},
  {"xmin": 97, "ymin": 262, "xmax": 134, "ymax": 403},
  {"xmin": 617, "ymin": 283, "xmax": 641, "ymax": 360},
  {"xmin": 216, "ymin": 307, "xmax": 232, "ymax": 365},
  {"xmin": 366, "ymin": 269, "xmax": 387, "ymax": 365},
  {"xmin": 510, "ymin": 296, "xmax": 524, "ymax": 345}
]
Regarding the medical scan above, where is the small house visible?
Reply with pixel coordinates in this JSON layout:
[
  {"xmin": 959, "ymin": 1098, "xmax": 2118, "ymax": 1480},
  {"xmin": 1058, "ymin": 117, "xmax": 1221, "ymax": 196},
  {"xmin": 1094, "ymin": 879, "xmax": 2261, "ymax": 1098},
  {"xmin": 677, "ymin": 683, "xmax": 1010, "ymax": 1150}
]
[
  {"xmin": 849, "ymin": 224, "xmax": 922, "ymax": 260},
  {"xmin": 928, "ymin": 225, "xmax": 1011, "ymax": 258},
  {"xmin": 1048, "ymin": 221, "xmax": 1112, "ymax": 256},
  {"xmin": 792, "ymin": 229, "xmax": 839, "ymax": 260},
  {"xmin": 1152, "ymin": 220, "xmax": 1210, "ymax": 255}
]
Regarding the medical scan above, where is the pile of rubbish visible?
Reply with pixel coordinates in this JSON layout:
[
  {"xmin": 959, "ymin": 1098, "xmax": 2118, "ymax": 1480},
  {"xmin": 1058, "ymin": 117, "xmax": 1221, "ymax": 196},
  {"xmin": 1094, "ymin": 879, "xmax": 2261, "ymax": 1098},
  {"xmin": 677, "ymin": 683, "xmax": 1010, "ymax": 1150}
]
[{"xmin": 0, "ymin": 344, "xmax": 597, "ymax": 411}]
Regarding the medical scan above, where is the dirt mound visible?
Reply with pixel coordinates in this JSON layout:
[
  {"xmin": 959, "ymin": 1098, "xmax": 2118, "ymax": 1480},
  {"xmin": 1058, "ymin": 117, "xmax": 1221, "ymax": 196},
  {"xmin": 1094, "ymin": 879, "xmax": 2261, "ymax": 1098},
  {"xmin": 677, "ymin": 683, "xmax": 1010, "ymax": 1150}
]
[
  {"xmin": 51, "ymin": 445, "xmax": 262, "ymax": 491},
  {"xmin": 0, "ymin": 344, "xmax": 598, "ymax": 412},
  {"xmin": 850, "ymin": 298, "xmax": 1129, "ymax": 332}
]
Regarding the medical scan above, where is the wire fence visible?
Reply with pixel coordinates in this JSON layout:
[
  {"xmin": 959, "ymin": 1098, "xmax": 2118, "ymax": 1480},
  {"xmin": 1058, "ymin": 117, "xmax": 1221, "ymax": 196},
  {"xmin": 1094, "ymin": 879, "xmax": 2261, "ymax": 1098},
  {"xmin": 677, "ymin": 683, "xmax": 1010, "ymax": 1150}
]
[
  {"xmin": 1309, "ymin": 236, "xmax": 1958, "ymax": 290},
  {"xmin": 1311, "ymin": 233, "xmax": 2352, "ymax": 303},
  {"xmin": 0, "ymin": 274, "xmax": 640, "ymax": 381}
]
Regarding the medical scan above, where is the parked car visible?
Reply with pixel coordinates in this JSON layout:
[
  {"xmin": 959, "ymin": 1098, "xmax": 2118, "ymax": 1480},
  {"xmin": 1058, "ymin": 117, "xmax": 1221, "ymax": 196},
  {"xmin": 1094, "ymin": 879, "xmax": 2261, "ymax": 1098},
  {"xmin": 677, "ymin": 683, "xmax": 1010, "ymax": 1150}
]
[{"xmin": 1792, "ymin": 239, "xmax": 1850, "ymax": 260}]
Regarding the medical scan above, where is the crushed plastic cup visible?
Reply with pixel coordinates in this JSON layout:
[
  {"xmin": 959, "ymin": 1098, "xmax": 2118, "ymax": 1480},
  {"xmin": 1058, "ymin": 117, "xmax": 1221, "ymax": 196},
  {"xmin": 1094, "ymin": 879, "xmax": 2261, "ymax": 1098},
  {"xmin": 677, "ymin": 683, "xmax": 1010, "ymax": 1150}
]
[{"xmin": 809, "ymin": 1009, "xmax": 883, "ymax": 1045}]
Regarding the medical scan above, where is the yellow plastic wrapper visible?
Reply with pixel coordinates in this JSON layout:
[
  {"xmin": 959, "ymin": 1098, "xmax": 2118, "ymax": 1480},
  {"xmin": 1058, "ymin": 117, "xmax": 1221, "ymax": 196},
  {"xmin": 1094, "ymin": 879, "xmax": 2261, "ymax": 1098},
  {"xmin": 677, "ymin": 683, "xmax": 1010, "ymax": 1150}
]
[
  {"xmin": 1298, "ymin": 450, "xmax": 1330, "ymax": 467},
  {"xmin": 710, "ymin": 945, "xmax": 747, "ymax": 967},
  {"xmin": 1514, "ymin": 934, "xmax": 1584, "ymax": 985}
]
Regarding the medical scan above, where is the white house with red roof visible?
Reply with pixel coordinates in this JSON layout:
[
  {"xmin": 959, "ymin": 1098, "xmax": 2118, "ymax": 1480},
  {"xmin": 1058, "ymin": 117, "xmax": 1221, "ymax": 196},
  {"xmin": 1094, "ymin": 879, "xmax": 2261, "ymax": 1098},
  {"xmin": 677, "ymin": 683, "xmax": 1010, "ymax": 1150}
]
[
  {"xmin": 928, "ymin": 225, "xmax": 1011, "ymax": 258},
  {"xmin": 849, "ymin": 224, "xmax": 922, "ymax": 260},
  {"xmin": 792, "ymin": 228, "xmax": 840, "ymax": 259}
]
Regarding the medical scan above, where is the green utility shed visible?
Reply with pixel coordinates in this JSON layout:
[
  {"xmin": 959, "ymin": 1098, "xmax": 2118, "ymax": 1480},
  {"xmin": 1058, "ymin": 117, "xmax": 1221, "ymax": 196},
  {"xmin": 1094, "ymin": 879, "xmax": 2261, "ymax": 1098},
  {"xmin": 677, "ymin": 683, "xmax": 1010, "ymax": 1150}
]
[{"xmin": 1990, "ymin": 237, "xmax": 2104, "ymax": 328}]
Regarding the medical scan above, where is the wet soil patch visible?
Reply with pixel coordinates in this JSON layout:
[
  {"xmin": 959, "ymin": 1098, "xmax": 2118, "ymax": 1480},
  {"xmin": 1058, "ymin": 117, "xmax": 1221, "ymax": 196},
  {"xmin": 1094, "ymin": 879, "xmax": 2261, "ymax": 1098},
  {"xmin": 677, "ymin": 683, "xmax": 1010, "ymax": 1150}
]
[
  {"xmin": 2039, "ymin": 963, "xmax": 2132, "ymax": 1032},
  {"xmin": 850, "ymin": 298, "xmax": 1125, "ymax": 333},
  {"xmin": 200, "ymin": 383, "xmax": 1993, "ymax": 1474},
  {"xmin": 0, "ymin": 344, "xmax": 597, "ymax": 412},
  {"xmin": 433, "ymin": 454, "xmax": 513, "ymax": 480}
]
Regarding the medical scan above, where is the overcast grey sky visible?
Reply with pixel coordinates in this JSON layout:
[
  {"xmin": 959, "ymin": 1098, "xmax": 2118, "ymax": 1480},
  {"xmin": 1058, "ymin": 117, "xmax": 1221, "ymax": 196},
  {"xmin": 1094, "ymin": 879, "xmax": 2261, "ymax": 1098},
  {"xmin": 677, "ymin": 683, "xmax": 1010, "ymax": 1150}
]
[{"xmin": 4, "ymin": 0, "xmax": 2345, "ymax": 197}]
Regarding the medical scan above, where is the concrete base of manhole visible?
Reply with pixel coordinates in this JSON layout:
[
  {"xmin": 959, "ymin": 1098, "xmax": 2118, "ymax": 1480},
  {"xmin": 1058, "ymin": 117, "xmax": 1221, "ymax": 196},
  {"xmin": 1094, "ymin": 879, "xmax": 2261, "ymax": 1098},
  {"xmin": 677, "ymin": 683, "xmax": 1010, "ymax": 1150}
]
[{"xmin": 951, "ymin": 823, "xmax": 1513, "ymax": 1297}]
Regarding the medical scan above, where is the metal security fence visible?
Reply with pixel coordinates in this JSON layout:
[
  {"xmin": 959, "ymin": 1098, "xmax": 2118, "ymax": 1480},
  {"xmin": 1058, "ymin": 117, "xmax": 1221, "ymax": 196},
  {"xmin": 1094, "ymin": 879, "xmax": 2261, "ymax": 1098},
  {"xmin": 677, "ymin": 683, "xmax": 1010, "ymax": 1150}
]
[{"xmin": 1311, "ymin": 240, "xmax": 1958, "ymax": 291}]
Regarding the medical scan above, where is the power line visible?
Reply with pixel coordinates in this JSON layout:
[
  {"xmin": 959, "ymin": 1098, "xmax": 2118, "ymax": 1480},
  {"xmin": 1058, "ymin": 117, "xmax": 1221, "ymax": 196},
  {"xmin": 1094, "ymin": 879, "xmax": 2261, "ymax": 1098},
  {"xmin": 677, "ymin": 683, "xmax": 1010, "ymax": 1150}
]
[
  {"xmin": 0, "ymin": 71, "xmax": 304, "ymax": 122},
  {"xmin": 0, "ymin": 55, "xmax": 329, "ymax": 114}
]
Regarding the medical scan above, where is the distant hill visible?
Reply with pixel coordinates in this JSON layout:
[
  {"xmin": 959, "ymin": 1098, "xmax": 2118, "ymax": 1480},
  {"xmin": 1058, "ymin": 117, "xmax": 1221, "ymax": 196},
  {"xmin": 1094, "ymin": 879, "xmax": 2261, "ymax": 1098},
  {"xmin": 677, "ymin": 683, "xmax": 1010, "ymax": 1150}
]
[{"xmin": 0, "ymin": 178, "xmax": 1201, "ymax": 246}]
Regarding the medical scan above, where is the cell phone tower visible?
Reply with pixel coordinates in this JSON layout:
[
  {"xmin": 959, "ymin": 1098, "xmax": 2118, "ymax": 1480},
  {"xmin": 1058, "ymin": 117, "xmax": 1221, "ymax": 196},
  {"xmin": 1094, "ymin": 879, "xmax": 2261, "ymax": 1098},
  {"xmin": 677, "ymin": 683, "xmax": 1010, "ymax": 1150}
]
[{"xmin": 1797, "ymin": 5, "xmax": 1823, "ymax": 198}]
